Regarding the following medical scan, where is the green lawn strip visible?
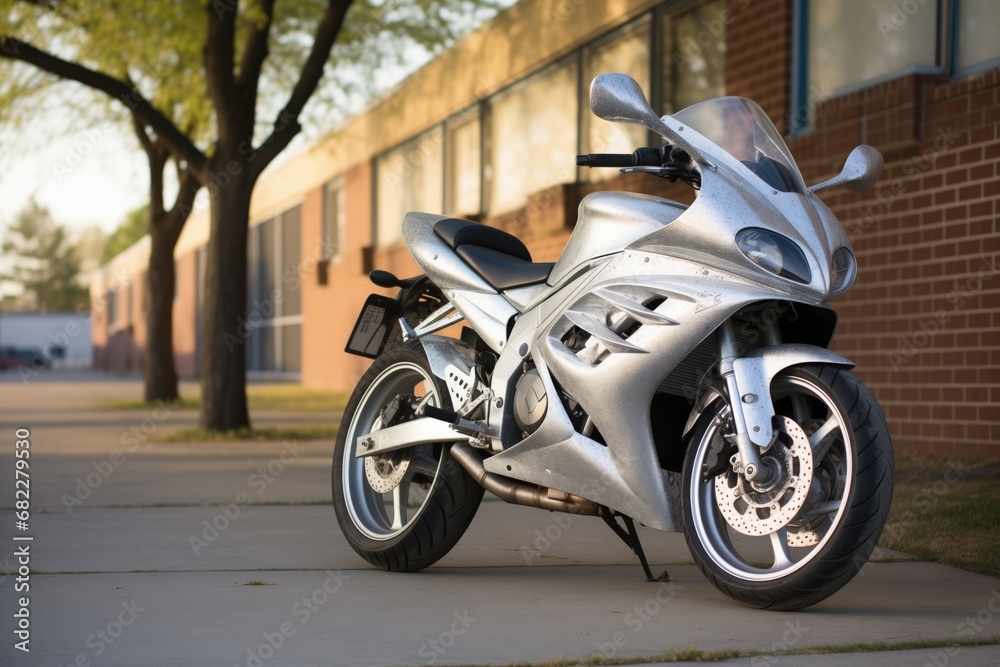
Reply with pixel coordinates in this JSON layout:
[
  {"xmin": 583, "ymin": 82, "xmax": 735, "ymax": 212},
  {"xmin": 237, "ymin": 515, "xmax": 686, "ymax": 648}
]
[
  {"xmin": 246, "ymin": 384, "xmax": 350, "ymax": 412},
  {"xmin": 879, "ymin": 453, "xmax": 1000, "ymax": 578},
  {"xmin": 880, "ymin": 479, "xmax": 1000, "ymax": 577},
  {"xmin": 477, "ymin": 637, "xmax": 1000, "ymax": 667},
  {"xmin": 98, "ymin": 396, "xmax": 201, "ymax": 410},
  {"xmin": 155, "ymin": 424, "xmax": 337, "ymax": 442},
  {"xmin": 98, "ymin": 384, "xmax": 350, "ymax": 412}
]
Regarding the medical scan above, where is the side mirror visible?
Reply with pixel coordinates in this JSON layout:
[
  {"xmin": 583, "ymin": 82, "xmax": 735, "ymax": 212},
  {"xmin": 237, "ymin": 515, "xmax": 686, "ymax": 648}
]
[
  {"xmin": 808, "ymin": 145, "xmax": 883, "ymax": 194},
  {"xmin": 590, "ymin": 73, "xmax": 669, "ymax": 134}
]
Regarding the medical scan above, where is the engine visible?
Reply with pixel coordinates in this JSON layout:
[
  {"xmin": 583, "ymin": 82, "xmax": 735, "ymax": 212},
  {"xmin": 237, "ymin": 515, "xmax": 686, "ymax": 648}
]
[{"xmin": 512, "ymin": 367, "xmax": 547, "ymax": 436}]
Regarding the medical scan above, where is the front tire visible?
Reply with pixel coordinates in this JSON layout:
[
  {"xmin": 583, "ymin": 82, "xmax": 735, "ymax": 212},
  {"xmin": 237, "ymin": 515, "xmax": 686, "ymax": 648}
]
[
  {"xmin": 332, "ymin": 345, "xmax": 484, "ymax": 571},
  {"xmin": 682, "ymin": 365, "xmax": 894, "ymax": 610}
]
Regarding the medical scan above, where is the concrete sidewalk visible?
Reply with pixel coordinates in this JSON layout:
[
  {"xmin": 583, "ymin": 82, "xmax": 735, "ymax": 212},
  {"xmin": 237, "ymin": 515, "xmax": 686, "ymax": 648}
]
[{"xmin": 1, "ymin": 372, "xmax": 999, "ymax": 666}]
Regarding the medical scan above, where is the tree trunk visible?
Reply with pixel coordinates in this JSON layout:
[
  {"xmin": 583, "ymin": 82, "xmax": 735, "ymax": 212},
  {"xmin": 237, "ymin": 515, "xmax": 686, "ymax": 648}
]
[
  {"xmin": 143, "ymin": 218, "xmax": 180, "ymax": 403},
  {"xmin": 199, "ymin": 175, "xmax": 252, "ymax": 431}
]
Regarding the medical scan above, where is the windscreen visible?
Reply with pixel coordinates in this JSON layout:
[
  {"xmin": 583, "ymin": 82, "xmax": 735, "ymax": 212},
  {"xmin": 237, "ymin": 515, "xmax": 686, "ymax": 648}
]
[{"xmin": 672, "ymin": 97, "xmax": 806, "ymax": 195}]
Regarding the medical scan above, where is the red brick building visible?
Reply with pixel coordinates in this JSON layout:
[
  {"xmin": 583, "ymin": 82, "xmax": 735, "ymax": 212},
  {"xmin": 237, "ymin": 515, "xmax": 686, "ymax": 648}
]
[{"xmin": 91, "ymin": 0, "xmax": 1000, "ymax": 457}]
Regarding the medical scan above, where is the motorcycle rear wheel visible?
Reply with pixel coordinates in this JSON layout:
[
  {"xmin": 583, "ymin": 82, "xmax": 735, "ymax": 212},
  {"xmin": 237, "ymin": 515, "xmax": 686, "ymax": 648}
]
[
  {"xmin": 332, "ymin": 345, "xmax": 484, "ymax": 571},
  {"xmin": 682, "ymin": 365, "xmax": 894, "ymax": 610}
]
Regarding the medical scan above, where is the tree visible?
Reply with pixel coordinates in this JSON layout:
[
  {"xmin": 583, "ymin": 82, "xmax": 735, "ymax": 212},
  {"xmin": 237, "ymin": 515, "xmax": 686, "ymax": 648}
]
[
  {"xmin": 1, "ymin": 199, "xmax": 88, "ymax": 312},
  {"xmin": 102, "ymin": 207, "xmax": 146, "ymax": 264},
  {"xmin": 74, "ymin": 224, "xmax": 107, "ymax": 274},
  {"xmin": 1, "ymin": 2, "xmax": 211, "ymax": 403},
  {"xmin": 1, "ymin": 0, "xmax": 504, "ymax": 429}
]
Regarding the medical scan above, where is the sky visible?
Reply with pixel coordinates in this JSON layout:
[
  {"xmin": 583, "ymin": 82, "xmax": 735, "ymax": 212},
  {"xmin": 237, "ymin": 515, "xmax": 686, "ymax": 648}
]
[{"xmin": 0, "ymin": 104, "xmax": 149, "ymax": 234}]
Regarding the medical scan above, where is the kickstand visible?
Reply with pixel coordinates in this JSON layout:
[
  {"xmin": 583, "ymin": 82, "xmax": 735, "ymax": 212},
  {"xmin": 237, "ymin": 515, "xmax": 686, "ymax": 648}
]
[{"xmin": 601, "ymin": 513, "xmax": 656, "ymax": 582}]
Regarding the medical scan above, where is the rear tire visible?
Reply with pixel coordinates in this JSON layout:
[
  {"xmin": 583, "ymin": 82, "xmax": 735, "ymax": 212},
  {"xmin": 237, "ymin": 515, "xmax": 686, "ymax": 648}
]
[
  {"xmin": 682, "ymin": 365, "xmax": 894, "ymax": 610},
  {"xmin": 332, "ymin": 345, "xmax": 484, "ymax": 571}
]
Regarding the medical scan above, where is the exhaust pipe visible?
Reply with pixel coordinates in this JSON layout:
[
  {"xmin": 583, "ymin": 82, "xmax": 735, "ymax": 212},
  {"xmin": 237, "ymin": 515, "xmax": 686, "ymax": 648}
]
[{"xmin": 450, "ymin": 442, "xmax": 603, "ymax": 516}]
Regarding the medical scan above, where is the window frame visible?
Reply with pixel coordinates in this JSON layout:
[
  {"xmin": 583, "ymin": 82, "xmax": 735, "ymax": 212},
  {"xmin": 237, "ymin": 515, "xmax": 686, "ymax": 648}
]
[
  {"xmin": 444, "ymin": 103, "xmax": 484, "ymax": 219},
  {"xmin": 949, "ymin": 0, "xmax": 1000, "ymax": 77},
  {"xmin": 371, "ymin": 124, "xmax": 446, "ymax": 248},
  {"xmin": 791, "ymin": 0, "xmax": 948, "ymax": 136},
  {"xmin": 366, "ymin": 1, "xmax": 730, "ymax": 227},
  {"xmin": 483, "ymin": 53, "xmax": 582, "ymax": 216},
  {"xmin": 656, "ymin": 0, "xmax": 730, "ymax": 117},
  {"xmin": 579, "ymin": 14, "xmax": 655, "ymax": 181},
  {"xmin": 322, "ymin": 177, "xmax": 345, "ymax": 263},
  {"xmin": 245, "ymin": 205, "xmax": 304, "ymax": 373}
]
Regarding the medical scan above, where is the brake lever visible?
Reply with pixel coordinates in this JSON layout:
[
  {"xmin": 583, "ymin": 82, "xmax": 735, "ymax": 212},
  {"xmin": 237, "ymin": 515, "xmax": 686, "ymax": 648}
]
[{"xmin": 620, "ymin": 164, "xmax": 700, "ymax": 189}]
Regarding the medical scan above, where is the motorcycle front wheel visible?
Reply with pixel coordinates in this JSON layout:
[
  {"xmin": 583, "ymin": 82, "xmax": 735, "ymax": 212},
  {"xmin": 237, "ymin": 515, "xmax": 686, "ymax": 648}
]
[
  {"xmin": 332, "ymin": 345, "xmax": 484, "ymax": 571},
  {"xmin": 682, "ymin": 365, "xmax": 894, "ymax": 610}
]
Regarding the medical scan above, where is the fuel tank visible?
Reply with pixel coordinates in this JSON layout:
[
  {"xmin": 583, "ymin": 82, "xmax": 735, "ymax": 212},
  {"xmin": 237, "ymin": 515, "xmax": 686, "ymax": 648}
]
[{"xmin": 547, "ymin": 191, "xmax": 687, "ymax": 287}]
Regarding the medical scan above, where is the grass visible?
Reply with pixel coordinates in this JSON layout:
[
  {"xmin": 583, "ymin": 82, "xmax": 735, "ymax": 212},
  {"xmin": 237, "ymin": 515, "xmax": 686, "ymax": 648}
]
[
  {"xmin": 156, "ymin": 424, "xmax": 338, "ymax": 443},
  {"xmin": 478, "ymin": 637, "xmax": 1000, "ymax": 667},
  {"xmin": 878, "ymin": 452, "xmax": 1000, "ymax": 578},
  {"xmin": 99, "ymin": 384, "xmax": 351, "ymax": 413},
  {"xmin": 99, "ymin": 395, "xmax": 202, "ymax": 410}
]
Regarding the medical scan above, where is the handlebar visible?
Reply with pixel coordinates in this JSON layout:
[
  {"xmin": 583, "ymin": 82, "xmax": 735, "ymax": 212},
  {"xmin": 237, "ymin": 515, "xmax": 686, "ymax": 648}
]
[
  {"xmin": 576, "ymin": 145, "xmax": 698, "ymax": 189},
  {"xmin": 576, "ymin": 147, "xmax": 663, "ymax": 168}
]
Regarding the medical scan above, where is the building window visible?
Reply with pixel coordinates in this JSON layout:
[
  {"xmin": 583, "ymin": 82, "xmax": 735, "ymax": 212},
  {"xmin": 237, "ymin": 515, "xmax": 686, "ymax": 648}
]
[
  {"xmin": 124, "ymin": 282, "xmax": 133, "ymax": 326},
  {"xmin": 375, "ymin": 126, "xmax": 444, "ymax": 247},
  {"xmin": 954, "ymin": 0, "xmax": 1000, "ymax": 73},
  {"xmin": 107, "ymin": 290, "xmax": 118, "ymax": 328},
  {"xmin": 445, "ymin": 109, "xmax": 482, "ymax": 219},
  {"xmin": 246, "ymin": 206, "xmax": 303, "ymax": 373},
  {"xmin": 488, "ymin": 58, "xmax": 579, "ymax": 215},
  {"xmin": 582, "ymin": 18, "xmax": 651, "ymax": 181},
  {"xmin": 322, "ymin": 178, "xmax": 345, "ymax": 261},
  {"xmin": 661, "ymin": 0, "xmax": 728, "ymax": 114},
  {"xmin": 797, "ymin": 0, "xmax": 939, "ymax": 129}
]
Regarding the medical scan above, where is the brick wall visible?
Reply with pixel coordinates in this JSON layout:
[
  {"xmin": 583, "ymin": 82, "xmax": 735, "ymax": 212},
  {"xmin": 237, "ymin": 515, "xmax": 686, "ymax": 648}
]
[
  {"xmin": 789, "ymin": 70, "xmax": 1000, "ymax": 458},
  {"xmin": 725, "ymin": 0, "xmax": 792, "ymax": 123},
  {"xmin": 721, "ymin": 0, "xmax": 1000, "ymax": 457}
]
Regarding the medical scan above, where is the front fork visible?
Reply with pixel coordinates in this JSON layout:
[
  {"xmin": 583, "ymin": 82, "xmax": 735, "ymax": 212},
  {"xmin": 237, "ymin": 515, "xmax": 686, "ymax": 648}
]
[
  {"xmin": 716, "ymin": 316, "xmax": 856, "ymax": 485},
  {"xmin": 718, "ymin": 319, "xmax": 773, "ymax": 483}
]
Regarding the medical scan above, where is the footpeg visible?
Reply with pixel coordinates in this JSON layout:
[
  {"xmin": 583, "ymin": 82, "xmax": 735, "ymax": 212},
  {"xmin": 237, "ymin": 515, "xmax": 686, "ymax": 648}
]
[{"xmin": 422, "ymin": 405, "xmax": 491, "ymax": 437}]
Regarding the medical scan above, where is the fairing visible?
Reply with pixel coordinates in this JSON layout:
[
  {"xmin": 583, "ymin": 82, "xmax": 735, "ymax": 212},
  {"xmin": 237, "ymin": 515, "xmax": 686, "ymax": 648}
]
[{"xmin": 397, "ymin": 83, "xmax": 862, "ymax": 530}]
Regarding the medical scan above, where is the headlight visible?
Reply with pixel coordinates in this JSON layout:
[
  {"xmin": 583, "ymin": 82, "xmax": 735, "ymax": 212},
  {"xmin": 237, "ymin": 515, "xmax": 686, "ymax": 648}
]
[
  {"xmin": 736, "ymin": 228, "xmax": 811, "ymax": 284},
  {"xmin": 830, "ymin": 247, "xmax": 857, "ymax": 295}
]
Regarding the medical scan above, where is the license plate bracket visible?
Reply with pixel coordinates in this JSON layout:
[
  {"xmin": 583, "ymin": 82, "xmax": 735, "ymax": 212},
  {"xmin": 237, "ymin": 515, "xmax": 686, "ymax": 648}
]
[{"xmin": 345, "ymin": 294, "xmax": 398, "ymax": 358}]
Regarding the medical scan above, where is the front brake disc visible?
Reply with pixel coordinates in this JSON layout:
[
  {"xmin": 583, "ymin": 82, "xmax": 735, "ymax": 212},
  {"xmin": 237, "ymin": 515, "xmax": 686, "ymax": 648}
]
[{"xmin": 714, "ymin": 416, "xmax": 814, "ymax": 537}]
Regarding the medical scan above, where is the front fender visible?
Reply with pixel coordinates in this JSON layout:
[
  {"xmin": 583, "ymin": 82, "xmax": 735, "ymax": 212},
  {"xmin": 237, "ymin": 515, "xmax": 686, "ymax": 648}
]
[{"xmin": 732, "ymin": 344, "xmax": 854, "ymax": 447}]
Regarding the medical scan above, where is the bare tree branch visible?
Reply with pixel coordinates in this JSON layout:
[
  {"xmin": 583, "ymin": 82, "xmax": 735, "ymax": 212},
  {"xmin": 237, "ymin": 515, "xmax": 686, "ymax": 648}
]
[
  {"xmin": 130, "ymin": 107, "xmax": 155, "ymax": 155},
  {"xmin": 237, "ymin": 0, "xmax": 276, "ymax": 95},
  {"xmin": 204, "ymin": 0, "xmax": 243, "ymax": 141},
  {"xmin": 164, "ymin": 168, "xmax": 201, "ymax": 239},
  {"xmin": 131, "ymin": 111, "xmax": 170, "ymax": 218},
  {"xmin": 0, "ymin": 36, "xmax": 209, "ymax": 179},
  {"xmin": 251, "ymin": 0, "xmax": 352, "ymax": 175}
]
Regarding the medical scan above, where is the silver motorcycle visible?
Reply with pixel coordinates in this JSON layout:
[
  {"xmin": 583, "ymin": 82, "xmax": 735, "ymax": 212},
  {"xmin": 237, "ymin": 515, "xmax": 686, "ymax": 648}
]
[{"xmin": 333, "ymin": 73, "xmax": 894, "ymax": 610}]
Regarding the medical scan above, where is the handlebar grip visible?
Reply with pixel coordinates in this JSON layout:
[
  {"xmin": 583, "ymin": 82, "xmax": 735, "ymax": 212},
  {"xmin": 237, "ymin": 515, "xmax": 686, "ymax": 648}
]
[
  {"xmin": 576, "ymin": 153, "xmax": 636, "ymax": 168},
  {"xmin": 576, "ymin": 147, "xmax": 666, "ymax": 168}
]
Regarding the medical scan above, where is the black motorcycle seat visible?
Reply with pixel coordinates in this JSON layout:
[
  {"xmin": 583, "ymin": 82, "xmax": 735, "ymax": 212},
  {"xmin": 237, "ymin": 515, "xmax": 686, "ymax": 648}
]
[
  {"xmin": 455, "ymin": 245, "xmax": 554, "ymax": 291},
  {"xmin": 433, "ymin": 218, "xmax": 552, "ymax": 291},
  {"xmin": 433, "ymin": 218, "xmax": 532, "ymax": 261}
]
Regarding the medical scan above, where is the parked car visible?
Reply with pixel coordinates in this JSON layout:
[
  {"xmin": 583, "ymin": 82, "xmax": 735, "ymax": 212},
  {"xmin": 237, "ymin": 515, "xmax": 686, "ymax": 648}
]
[
  {"xmin": 0, "ymin": 347, "xmax": 20, "ymax": 370},
  {"xmin": 0, "ymin": 346, "xmax": 49, "ymax": 371}
]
